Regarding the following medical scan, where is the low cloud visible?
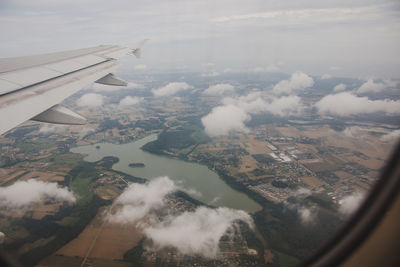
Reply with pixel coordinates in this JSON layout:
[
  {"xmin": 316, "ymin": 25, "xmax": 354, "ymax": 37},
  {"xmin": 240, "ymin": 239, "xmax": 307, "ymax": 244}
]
[
  {"xmin": 108, "ymin": 177, "xmax": 176, "ymax": 224},
  {"xmin": 333, "ymin": 83, "xmax": 347, "ymax": 92},
  {"xmin": 315, "ymin": 92, "xmax": 400, "ymax": 116},
  {"xmin": 223, "ymin": 95, "xmax": 304, "ymax": 116},
  {"xmin": 284, "ymin": 200, "xmax": 315, "ymax": 225},
  {"xmin": 249, "ymin": 62, "xmax": 282, "ymax": 73},
  {"xmin": 119, "ymin": 96, "xmax": 143, "ymax": 107},
  {"xmin": 203, "ymin": 83, "xmax": 234, "ymax": 96},
  {"xmin": 321, "ymin": 74, "xmax": 332, "ymax": 80},
  {"xmin": 152, "ymin": 82, "xmax": 192, "ymax": 97},
  {"xmin": 107, "ymin": 177, "xmax": 254, "ymax": 258},
  {"xmin": 297, "ymin": 207, "xmax": 314, "ymax": 225},
  {"xmin": 202, "ymin": 92, "xmax": 305, "ymax": 137},
  {"xmin": 380, "ymin": 129, "xmax": 400, "ymax": 142},
  {"xmin": 342, "ymin": 126, "xmax": 365, "ymax": 138},
  {"xmin": 134, "ymin": 64, "xmax": 147, "ymax": 70},
  {"xmin": 201, "ymin": 104, "xmax": 250, "ymax": 137},
  {"xmin": 339, "ymin": 192, "xmax": 365, "ymax": 215},
  {"xmin": 272, "ymin": 71, "xmax": 314, "ymax": 95},
  {"xmin": 201, "ymin": 72, "xmax": 220, "ymax": 77},
  {"xmin": 144, "ymin": 207, "xmax": 253, "ymax": 258},
  {"xmin": 0, "ymin": 179, "xmax": 75, "ymax": 208},
  {"xmin": 357, "ymin": 79, "xmax": 386, "ymax": 94},
  {"xmin": 77, "ymin": 93, "xmax": 104, "ymax": 107},
  {"xmin": 203, "ymin": 62, "xmax": 215, "ymax": 68}
]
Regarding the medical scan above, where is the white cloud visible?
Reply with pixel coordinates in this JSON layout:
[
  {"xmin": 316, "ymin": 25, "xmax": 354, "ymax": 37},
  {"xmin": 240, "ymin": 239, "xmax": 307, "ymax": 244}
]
[
  {"xmin": 0, "ymin": 179, "xmax": 75, "ymax": 208},
  {"xmin": 152, "ymin": 82, "xmax": 192, "ymax": 97},
  {"xmin": 356, "ymin": 79, "xmax": 388, "ymax": 94},
  {"xmin": 76, "ymin": 93, "xmax": 104, "ymax": 107},
  {"xmin": 107, "ymin": 177, "xmax": 254, "ymax": 258},
  {"xmin": 201, "ymin": 104, "xmax": 250, "ymax": 137},
  {"xmin": 203, "ymin": 62, "xmax": 215, "ymax": 68},
  {"xmin": 284, "ymin": 200, "xmax": 315, "ymax": 225},
  {"xmin": 381, "ymin": 129, "xmax": 400, "ymax": 142},
  {"xmin": 108, "ymin": 177, "xmax": 176, "ymax": 224},
  {"xmin": 321, "ymin": 74, "xmax": 332, "ymax": 80},
  {"xmin": 134, "ymin": 64, "xmax": 147, "ymax": 70},
  {"xmin": 330, "ymin": 66, "xmax": 340, "ymax": 71},
  {"xmin": 342, "ymin": 126, "xmax": 365, "ymax": 138},
  {"xmin": 119, "ymin": 96, "xmax": 143, "ymax": 107},
  {"xmin": 333, "ymin": 83, "xmax": 347, "ymax": 92},
  {"xmin": 272, "ymin": 71, "xmax": 314, "ymax": 95},
  {"xmin": 315, "ymin": 92, "xmax": 400, "ymax": 116},
  {"xmin": 339, "ymin": 192, "xmax": 365, "ymax": 215},
  {"xmin": 222, "ymin": 94, "xmax": 304, "ymax": 116},
  {"xmin": 297, "ymin": 207, "xmax": 314, "ymax": 225},
  {"xmin": 144, "ymin": 207, "xmax": 253, "ymax": 258},
  {"xmin": 202, "ymin": 92, "xmax": 305, "ymax": 137},
  {"xmin": 201, "ymin": 71, "xmax": 220, "ymax": 77},
  {"xmin": 212, "ymin": 7, "xmax": 375, "ymax": 24},
  {"xmin": 203, "ymin": 83, "xmax": 234, "ymax": 96}
]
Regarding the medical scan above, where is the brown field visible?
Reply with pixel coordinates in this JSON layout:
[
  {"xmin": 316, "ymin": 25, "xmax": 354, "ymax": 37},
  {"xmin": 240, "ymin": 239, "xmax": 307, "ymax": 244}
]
[
  {"xmin": 296, "ymin": 143, "xmax": 319, "ymax": 153},
  {"xmin": 301, "ymin": 176, "xmax": 326, "ymax": 188},
  {"xmin": 238, "ymin": 155, "xmax": 258, "ymax": 172},
  {"xmin": 276, "ymin": 126, "xmax": 302, "ymax": 138},
  {"xmin": 334, "ymin": 171, "xmax": 353, "ymax": 180},
  {"xmin": 31, "ymin": 203, "xmax": 62, "ymax": 220},
  {"xmin": 303, "ymin": 161, "xmax": 337, "ymax": 172},
  {"xmin": 344, "ymin": 155, "xmax": 385, "ymax": 170},
  {"xmin": 95, "ymin": 185, "xmax": 121, "ymax": 200},
  {"xmin": 245, "ymin": 135, "xmax": 273, "ymax": 155},
  {"xmin": 57, "ymin": 207, "xmax": 142, "ymax": 260},
  {"xmin": 39, "ymin": 256, "xmax": 134, "ymax": 267},
  {"xmin": 19, "ymin": 171, "xmax": 66, "ymax": 182},
  {"xmin": 0, "ymin": 169, "xmax": 28, "ymax": 185},
  {"xmin": 300, "ymin": 126, "xmax": 394, "ymax": 164}
]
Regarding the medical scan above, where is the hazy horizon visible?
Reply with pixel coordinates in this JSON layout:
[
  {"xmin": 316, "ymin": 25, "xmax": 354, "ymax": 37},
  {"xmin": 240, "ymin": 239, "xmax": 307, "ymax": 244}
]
[{"xmin": 0, "ymin": 0, "xmax": 399, "ymax": 78}]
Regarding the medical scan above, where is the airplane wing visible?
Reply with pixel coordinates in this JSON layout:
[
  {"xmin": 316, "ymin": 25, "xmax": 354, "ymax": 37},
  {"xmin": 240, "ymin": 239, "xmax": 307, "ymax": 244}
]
[{"xmin": 0, "ymin": 43, "xmax": 146, "ymax": 135}]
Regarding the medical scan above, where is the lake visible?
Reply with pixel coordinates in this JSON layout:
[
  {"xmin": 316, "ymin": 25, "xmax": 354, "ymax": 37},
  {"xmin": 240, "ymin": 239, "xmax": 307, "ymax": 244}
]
[{"xmin": 70, "ymin": 134, "xmax": 262, "ymax": 213}]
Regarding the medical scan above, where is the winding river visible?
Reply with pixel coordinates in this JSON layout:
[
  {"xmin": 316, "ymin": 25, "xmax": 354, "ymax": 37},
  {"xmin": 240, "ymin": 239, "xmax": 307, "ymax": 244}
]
[{"xmin": 70, "ymin": 134, "xmax": 262, "ymax": 213}]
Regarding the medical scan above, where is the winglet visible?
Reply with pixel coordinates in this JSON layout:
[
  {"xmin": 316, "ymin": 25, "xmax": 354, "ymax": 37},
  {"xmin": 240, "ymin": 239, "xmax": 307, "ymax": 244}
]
[
  {"xmin": 131, "ymin": 39, "xmax": 149, "ymax": 58},
  {"xmin": 31, "ymin": 105, "xmax": 86, "ymax": 125}
]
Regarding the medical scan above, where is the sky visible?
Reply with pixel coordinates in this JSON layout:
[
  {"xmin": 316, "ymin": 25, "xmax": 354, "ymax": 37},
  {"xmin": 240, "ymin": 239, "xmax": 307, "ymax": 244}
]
[{"xmin": 0, "ymin": 0, "xmax": 399, "ymax": 78}]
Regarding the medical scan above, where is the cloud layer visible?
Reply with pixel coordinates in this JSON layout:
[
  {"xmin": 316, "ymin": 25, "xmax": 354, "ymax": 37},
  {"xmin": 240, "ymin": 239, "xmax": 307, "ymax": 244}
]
[
  {"xmin": 272, "ymin": 71, "xmax": 314, "ymax": 95},
  {"xmin": 357, "ymin": 79, "xmax": 386, "ymax": 94},
  {"xmin": 119, "ymin": 96, "xmax": 143, "ymax": 107},
  {"xmin": 109, "ymin": 177, "xmax": 176, "ymax": 224},
  {"xmin": 77, "ymin": 93, "xmax": 104, "ymax": 107},
  {"xmin": 0, "ymin": 179, "xmax": 75, "ymax": 208},
  {"xmin": 316, "ymin": 92, "xmax": 400, "ymax": 116},
  {"xmin": 144, "ymin": 207, "xmax": 253, "ymax": 258},
  {"xmin": 203, "ymin": 83, "xmax": 234, "ymax": 96},
  {"xmin": 201, "ymin": 104, "xmax": 250, "ymax": 137},
  {"xmin": 339, "ymin": 192, "xmax": 365, "ymax": 215},
  {"xmin": 152, "ymin": 82, "xmax": 192, "ymax": 97},
  {"xmin": 107, "ymin": 177, "xmax": 254, "ymax": 258},
  {"xmin": 202, "ymin": 91, "xmax": 305, "ymax": 137}
]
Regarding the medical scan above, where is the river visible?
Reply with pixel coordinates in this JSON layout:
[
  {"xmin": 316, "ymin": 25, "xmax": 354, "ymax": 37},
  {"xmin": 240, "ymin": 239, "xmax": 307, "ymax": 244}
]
[{"xmin": 70, "ymin": 134, "xmax": 262, "ymax": 213}]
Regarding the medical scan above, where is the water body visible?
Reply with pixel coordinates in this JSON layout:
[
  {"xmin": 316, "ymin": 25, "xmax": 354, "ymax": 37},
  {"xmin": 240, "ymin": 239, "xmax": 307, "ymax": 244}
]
[{"xmin": 71, "ymin": 134, "xmax": 262, "ymax": 213}]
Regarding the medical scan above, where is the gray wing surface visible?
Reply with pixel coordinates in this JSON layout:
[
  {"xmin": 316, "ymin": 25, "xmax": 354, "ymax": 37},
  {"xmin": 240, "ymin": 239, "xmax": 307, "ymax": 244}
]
[{"xmin": 0, "ymin": 44, "xmax": 138, "ymax": 135}]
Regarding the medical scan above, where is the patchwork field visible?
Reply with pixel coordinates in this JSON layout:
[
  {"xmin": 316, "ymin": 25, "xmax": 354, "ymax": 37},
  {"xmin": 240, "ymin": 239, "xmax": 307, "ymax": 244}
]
[{"xmin": 56, "ymin": 206, "xmax": 142, "ymax": 261}]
